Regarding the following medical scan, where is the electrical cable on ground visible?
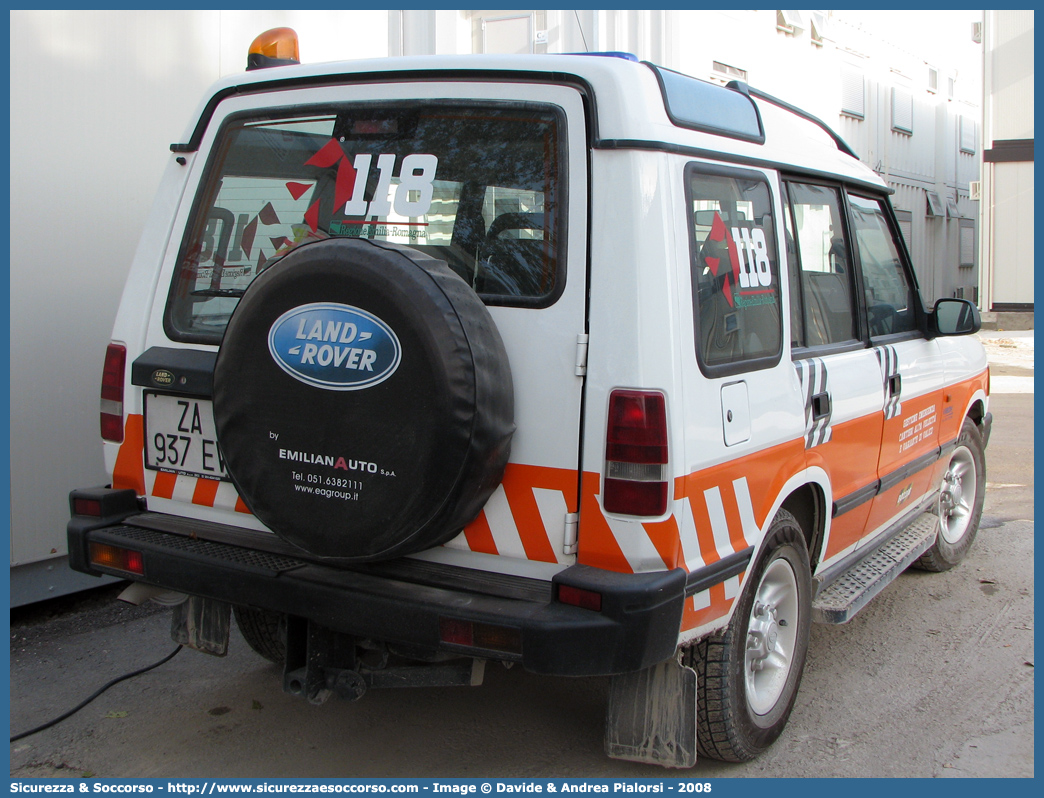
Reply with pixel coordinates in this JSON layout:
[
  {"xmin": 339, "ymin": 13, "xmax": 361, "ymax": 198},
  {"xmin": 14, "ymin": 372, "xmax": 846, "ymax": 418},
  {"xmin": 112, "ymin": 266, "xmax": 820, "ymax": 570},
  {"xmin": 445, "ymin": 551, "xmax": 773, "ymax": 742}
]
[{"xmin": 10, "ymin": 645, "xmax": 184, "ymax": 743}]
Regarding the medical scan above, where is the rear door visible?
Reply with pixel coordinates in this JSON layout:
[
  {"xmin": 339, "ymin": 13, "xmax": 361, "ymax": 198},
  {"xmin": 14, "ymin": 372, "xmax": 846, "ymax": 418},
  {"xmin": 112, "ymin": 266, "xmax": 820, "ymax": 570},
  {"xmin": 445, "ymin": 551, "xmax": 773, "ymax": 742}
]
[
  {"xmin": 782, "ymin": 179, "xmax": 884, "ymax": 566},
  {"xmin": 136, "ymin": 80, "xmax": 588, "ymax": 573}
]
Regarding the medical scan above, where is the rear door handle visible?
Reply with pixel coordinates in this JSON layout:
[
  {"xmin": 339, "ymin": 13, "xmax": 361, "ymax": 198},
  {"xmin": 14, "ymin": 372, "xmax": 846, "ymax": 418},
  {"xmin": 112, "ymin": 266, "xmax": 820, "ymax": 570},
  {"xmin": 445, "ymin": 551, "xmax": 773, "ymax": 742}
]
[
  {"xmin": 889, "ymin": 374, "xmax": 902, "ymax": 397},
  {"xmin": 811, "ymin": 391, "xmax": 831, "ymax": 420}
]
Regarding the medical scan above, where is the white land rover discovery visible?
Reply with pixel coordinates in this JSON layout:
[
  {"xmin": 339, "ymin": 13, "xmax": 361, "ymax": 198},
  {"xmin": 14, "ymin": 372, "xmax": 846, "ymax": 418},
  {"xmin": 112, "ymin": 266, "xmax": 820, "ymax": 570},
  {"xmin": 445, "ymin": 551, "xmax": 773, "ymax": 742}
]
[{"xmin": 70, "ymin": 30, "xmax": 991, "ymax": 766}]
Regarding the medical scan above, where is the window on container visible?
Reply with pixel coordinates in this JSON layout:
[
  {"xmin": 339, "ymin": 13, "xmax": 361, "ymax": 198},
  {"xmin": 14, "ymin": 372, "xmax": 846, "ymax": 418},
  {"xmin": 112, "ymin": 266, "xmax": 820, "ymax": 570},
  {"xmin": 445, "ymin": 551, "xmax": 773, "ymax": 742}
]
[
  {"xmin": 960, "ymin": 116, "xmax": 977, "ymax": 154},
  {"xmin": 925, "ymin": 191, "xmax": 945, "ymax": 217},
  {"xmin": 841, "ymin": 64, "xmax": 865, "ymax": 119},
  {"xmin": 927, "ymin": 66, "xmax": 939, "ymax": 94},
  {"xmin": 166, "ymin": 103, "xmax": 564, "ymax": 343},
  {"xmin": 892, "ymin": 87, "xmax": 914, "ymax": 134},
  {"xmin": 959, "ymin": 220, "xmax": 976, "ymax": 268},
  {"xmin": 810, "ymin": 11, "xmax": 830, "ymax": 46},
  {"xmin": 687, "ymin": 165, "xmax": 782, "ymax": 374},
  {"xmin": 711, "ymin": 60, "xmax": 748, "ymax": 84}
]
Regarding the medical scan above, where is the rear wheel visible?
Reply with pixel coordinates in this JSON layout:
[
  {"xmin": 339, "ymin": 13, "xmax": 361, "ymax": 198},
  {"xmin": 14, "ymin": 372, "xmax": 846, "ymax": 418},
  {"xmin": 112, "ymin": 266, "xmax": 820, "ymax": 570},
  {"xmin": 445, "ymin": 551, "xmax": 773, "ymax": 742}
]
[
  {"xmin": 234, "ymin": 605, "xmax": 286, "ymax": 664},
  {"xmin": 692, "ymin": 509, "xmax": 812, "ymax": 762},
  {"xmin": 914, "ymin": 417, "xmax": 986, "ymax": 572}
]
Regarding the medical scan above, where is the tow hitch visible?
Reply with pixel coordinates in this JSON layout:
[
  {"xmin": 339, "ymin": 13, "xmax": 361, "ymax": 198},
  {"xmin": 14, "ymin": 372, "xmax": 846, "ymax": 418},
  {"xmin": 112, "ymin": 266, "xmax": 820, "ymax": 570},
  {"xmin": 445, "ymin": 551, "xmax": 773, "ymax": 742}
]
[{"xmin": 282, "ymin": 616, "xmax": 485, "ymax": 705}]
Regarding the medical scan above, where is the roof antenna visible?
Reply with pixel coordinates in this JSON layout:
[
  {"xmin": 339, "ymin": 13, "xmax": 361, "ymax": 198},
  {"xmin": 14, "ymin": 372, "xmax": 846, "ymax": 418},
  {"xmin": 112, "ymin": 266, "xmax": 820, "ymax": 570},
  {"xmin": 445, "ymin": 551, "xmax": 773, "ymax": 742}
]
[{"xmin": 574, "ymin": 10, "xmax": 590, "ymax": 52}]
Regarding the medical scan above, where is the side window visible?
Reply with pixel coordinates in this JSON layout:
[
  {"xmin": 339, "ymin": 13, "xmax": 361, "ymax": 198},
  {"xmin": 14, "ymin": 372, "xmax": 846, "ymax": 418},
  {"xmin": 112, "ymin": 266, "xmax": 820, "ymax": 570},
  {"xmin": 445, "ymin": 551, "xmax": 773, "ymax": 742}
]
[
  {"xmin": 780, "ymin": 183, "xmax": 804, "ymax": 348},
  {"xmin": 687, "ymin": 165, "xmax": 782, "ymax": 374},
  {"xmin": 847, "ymin": 193, "xmax": 919, "ymax": 337},
  {"xmin": 786, "ymin": 181, "xmax": 858, "ymax": 347}
]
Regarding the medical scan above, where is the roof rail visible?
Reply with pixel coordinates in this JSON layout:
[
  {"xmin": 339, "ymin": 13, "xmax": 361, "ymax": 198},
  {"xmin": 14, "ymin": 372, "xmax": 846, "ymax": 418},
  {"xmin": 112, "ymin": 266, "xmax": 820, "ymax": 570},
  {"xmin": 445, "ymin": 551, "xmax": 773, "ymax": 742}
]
[
  {"xmin": 567, "ymin": 51, "xmax": 639, "ymax": 61},
  {"xmin": 726, "ymin": 80, "xmax": 859, "ymax": 160}
]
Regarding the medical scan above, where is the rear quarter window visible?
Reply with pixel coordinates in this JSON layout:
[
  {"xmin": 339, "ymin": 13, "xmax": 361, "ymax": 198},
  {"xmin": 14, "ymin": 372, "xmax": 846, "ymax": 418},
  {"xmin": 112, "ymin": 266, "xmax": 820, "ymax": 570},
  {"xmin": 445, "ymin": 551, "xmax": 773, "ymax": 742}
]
[{"xmin": 686, "ymin": 163, "xmax": 782, "ymax": 376}]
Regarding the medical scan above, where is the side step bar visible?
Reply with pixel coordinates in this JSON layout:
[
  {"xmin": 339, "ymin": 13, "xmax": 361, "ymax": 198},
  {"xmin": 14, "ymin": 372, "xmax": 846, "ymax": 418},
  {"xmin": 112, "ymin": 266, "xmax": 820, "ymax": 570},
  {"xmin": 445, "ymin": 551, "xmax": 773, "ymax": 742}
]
[{"xmin": 812, "ymin": 512, "xmax": 939, "ymax": 624}]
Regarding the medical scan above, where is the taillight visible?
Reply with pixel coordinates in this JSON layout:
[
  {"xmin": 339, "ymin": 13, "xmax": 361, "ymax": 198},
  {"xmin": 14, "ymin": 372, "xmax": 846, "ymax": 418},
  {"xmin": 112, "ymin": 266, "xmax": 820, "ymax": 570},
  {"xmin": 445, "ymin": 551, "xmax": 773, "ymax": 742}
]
[
  {"xmin": 438, "ymin": 618, "xmax": 522, "ymax": 655},
  {"xmin": 88, "ymin": 542, "xmax": 144, "ymax": 576},
  {"xmin": 603, "ymin": 390, "xmax": 669, "ymax": 516},
  {"xmin": 100, "ymin": 343, "xmax": 126, "ymax": 443}
]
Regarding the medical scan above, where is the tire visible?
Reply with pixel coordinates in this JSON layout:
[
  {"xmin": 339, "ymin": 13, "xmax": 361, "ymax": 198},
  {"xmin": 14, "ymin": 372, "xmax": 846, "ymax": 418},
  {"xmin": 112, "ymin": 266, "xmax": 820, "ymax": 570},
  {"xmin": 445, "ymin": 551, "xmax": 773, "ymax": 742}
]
[
  {"xmin": 234, "ymin": 605, "xmax": 286, "ymax": 664},
  {"xmin": 690, "ymin": 510, "xmax": 812, "ymax": 762},
  {"xmin": 914, "ymin": 417, "xmax": 986, "ymax": 572},
  {"xmin": 213, "ymin": 237, "xmax": 514, "ymax": 561}
]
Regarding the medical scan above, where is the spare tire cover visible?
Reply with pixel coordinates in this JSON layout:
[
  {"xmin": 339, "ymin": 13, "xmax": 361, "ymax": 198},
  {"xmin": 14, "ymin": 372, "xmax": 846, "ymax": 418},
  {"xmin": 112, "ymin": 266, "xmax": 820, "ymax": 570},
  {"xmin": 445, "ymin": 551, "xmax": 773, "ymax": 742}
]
[{"xmin": 213, "ymin": 238, "xmax": 514, "ymax": 561}]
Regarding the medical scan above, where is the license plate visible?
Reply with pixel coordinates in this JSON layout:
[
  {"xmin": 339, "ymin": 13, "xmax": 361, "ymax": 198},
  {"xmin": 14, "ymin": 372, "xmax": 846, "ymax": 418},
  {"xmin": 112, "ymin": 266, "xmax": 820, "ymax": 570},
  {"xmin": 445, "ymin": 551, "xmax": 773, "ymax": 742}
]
[{"xmin": 144, "ymin": 393, "xmax": 229, "ymax": 481}]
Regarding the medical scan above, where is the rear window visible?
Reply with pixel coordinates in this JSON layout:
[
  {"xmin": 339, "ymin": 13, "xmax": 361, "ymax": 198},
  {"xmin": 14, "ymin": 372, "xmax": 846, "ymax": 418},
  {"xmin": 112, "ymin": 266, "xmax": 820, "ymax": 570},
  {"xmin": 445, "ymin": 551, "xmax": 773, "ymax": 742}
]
[{"xmin": 166, "ymin": 102, "xmax": 565, "ymax": 343}]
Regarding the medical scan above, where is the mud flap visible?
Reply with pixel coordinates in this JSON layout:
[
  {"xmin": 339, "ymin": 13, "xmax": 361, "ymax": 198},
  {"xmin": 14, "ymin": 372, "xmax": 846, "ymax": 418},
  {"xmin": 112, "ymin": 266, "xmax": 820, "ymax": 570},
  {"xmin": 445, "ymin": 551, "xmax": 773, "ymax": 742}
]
[
  {"xmin": 171, "ymin": 596, "xmax": 231, "ymax": 656},
  {"xmin": 604, "ymin": 654, "xmax": 697, "ymax": 768}
]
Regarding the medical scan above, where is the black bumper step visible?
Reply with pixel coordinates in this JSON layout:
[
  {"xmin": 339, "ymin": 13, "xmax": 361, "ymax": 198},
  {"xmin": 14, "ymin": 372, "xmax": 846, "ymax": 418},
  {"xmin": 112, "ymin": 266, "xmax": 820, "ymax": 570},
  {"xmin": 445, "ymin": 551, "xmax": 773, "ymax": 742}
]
[{"xmin": 68, "ymin": 511, "xmax": 687, "ymax": 677}]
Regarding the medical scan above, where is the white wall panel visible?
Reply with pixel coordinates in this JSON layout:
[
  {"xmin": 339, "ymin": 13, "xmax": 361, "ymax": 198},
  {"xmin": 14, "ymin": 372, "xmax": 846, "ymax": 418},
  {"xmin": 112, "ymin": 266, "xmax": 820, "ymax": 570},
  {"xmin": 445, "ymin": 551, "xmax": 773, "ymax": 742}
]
[{"xmin": 991, "ymin": 162, "xmax": 1035, "ymax": 304}]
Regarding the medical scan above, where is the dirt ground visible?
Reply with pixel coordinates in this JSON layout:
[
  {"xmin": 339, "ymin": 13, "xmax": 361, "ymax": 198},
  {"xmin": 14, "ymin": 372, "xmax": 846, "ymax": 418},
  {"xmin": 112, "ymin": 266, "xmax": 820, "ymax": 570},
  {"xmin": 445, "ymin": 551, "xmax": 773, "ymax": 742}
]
[{"xmin": 9, "ymin": 335, "xmax": 1033, "ymax": 779}]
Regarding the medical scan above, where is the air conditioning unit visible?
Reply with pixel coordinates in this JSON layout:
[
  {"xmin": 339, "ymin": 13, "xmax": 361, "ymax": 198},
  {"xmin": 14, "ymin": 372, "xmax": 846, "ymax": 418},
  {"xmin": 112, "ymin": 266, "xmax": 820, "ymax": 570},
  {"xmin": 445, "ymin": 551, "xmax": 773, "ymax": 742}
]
[{"xmin": 969, "ymin": 180, "xmax": 981, "ymax": 201}]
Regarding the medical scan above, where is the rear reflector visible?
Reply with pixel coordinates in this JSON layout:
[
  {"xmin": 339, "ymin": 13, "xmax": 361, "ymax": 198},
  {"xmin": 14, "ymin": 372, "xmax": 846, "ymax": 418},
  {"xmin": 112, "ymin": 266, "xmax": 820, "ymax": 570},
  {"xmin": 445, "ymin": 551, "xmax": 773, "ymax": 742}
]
[
  {"xmin": 89, "ymin": 542, "xmax": 144, "ymax": 576},
  {"xmin": 73, "ymin": 498, "xmax": 102, "ymax": 517},
  {"xmin": 557, "ymin": 584, "xmax": 603, "ymax": 612},
  {"xmin": 603, "ymin": 390, "xmax": 669, "ymax": 516},
  {"xmin": 100, "ymin": 343, "xmax": 127, "ymax": 443},
  {"xmin": 439, "ymin": 618, "xmax": 522, "ymax": 655}
]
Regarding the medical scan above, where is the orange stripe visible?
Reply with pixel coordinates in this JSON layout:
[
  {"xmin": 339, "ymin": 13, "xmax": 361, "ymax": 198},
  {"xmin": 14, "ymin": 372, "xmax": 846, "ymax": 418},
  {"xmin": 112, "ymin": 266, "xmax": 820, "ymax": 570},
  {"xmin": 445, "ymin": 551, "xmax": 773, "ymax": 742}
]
[
  {"xmin": 643, "ymin": 516, "xmax": 682, "ymax": 570},
  {"xmin": 234, "ymin": 496, "xmax": 251, "ymax": 514},
  {"xmin": 577, "ymin": 472, "xmax": 634, "ymax": 573},
  {"xmin": 192, "ymin": 478, "xmax": 221, "ymax": 507},
  {"xmin": 112, "ymin": 414, "xmax": 146, "ymax": 495},
  {"xmin": 720, "ymin": 483, "xmax": 750, "ymax": 552},
  {"xmin": 151, "ymin": 471, "xmax": 177, "ymax": 500},
  {"xmin": 687, "ymin": 494, "xmax": 721, "ymax": 566},
  {"xmin": 462, "ymin": 512, "xmax": 499, "ymax": 555},
  {"xmin": 500, "ymin": 468, "xmax": 559, "ymax": 563},
  {"xmin": 502, "ymin": 463, "xmax": 580, "ymax": 511}
]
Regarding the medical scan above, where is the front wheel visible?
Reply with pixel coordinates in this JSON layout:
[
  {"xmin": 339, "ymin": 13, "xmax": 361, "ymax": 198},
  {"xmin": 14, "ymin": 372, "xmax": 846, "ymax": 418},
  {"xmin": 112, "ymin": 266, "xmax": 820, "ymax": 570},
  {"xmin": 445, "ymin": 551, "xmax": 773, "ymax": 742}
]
[
  {"xmin": 691, "ymin": 509, "xmax": 812, "ymax": 762},
  {"xmin": 914, "ymin": 417, "xmax": 986, "ymax": 572}
]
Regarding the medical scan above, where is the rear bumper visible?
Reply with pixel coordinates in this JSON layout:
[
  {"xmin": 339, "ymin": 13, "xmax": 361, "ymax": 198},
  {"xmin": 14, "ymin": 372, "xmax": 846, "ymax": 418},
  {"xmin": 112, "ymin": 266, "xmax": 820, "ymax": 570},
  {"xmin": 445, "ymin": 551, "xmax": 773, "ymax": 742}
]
[{"xmin": 67, "ymin": 489, "xmax": 686, "ymax": 677}]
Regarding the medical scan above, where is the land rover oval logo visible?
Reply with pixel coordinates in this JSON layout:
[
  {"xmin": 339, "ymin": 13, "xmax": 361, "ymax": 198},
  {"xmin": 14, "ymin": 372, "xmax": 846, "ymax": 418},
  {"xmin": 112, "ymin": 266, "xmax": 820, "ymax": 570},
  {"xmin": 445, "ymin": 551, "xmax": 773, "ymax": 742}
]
[
  {"xmin": 152, "ymin": 369, "xmax": 175, "ymax": 387},
  {"xmin": 268, "ymin": 303, "xmax": 401, "ymax": 391}
]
